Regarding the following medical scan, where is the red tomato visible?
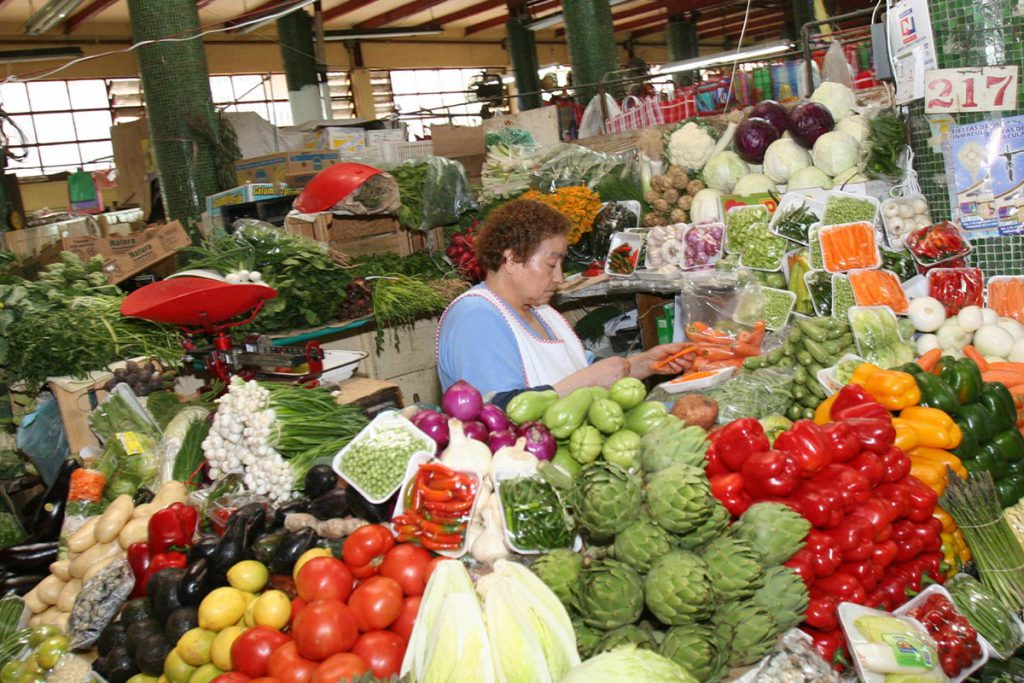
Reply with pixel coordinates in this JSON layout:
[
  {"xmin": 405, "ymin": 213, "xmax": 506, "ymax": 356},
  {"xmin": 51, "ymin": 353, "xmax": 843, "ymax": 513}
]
[
  {"xmin": 290, "ymin": 596, "xmax": 307, "ymax": 627},
  {"xmin": 267, "ymin": 641, "xmax": 318, "ymax": 683},
  {"xmin": 351, "ymin": 630, "xmax": 405, "ymax": 679},
  {"xmin": 389, "ymin": 596, "xmax": 421, "ymax": 643},
  {"xmin": 231, "ymin": 627, "xmax": 291, "ymax": 678},
  {"xmin": 311, "ymin": 653, "xmax": 369, "ymax": 683},
  {"xmin": 342, "ymin": 524, "xmax": 395, "ymax": 578},
  {"xmin": 268, "ymin": 574, "xmax": 297, "ymax": 598},
  {"xmin": 378, "ymin": 544, "xmax": 432, "ymax": 597},
  {"xmin": 292, "ymin": 599, "xmax": 360, "ymax": 661},
  {"xmin": 423, "ymin": 556, "xmax": 445, "ymax": 585},
  {"xmin": 296, "ymin": 557, "xmax": 354, "ymax": 602},
  {"xmin": 212, "ymin": 675, "xmax": 252, "ymax": 683},
  {"xmin": 349, "ymin": 576, "xmax": 404, "ymax": 631}
]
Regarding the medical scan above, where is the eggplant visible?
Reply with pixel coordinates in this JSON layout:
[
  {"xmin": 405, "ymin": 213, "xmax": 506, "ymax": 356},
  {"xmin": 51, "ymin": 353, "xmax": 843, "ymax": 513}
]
[
  {"xmin": 345, "ymin": 486, "xmax": 396, "ymax": 524},
  {"xmin": 31, "ymin": 459, "xmax": 79, "ymax": 541},
  {"xmin": 304, "ymin": 465, "xmax": 339, "ymax": 500},
  {"xmin": 309, "ymin": 490, "xmax": 350, "ymax": 521},
  {"xmin": 268, "ymin": 528, "xmax": 317, "ymax": 575},
  {"xmin": 251, "ymin": 531, "xmax": 288, "ymax": 566},
  {"xmin": 0, "ymin": 571, "xmax": 46, "ymax": 595},
  {"xmin": 177, "ymin": 558, "xmax": 210, "ymax": 607},
  {"xmin": 4, "ymin": 475, "xmax": 43, "ymax": 495},
  {"xmin": 187, "ymin": 537, "xmax": 219, "ymax": 565},
  {"xmin": 133, "ymin": 488, "xmax": 155, "ymax": 505},
  {"xmin": 272, "ymin": 500, "xmax": 310, "ymax": 529},
  {"xmin": 0, "ymin": 541, "xmax": 58, "ymax": 571}
]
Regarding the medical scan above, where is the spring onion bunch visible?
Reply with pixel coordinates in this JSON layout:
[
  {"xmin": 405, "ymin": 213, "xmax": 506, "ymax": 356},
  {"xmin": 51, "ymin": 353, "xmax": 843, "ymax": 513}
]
[{"xmin": 202, "ymin": 377, "xmax": 367, "ymax": 502}]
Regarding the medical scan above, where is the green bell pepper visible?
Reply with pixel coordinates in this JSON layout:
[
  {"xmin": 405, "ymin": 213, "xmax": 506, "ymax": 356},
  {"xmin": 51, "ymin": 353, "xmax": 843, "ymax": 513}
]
[
  {"xmin": 977, "ymin": 442, "xmax": 1010, "ymax": 479},
  {"xmin": 995, "ymin": 475, "xmax": 1023, "ymax": 508},
  {"xmin": 568, "ymin": 425, "xmax": 604, "ymax": 464},
  {"xmin": 608, "ymin": 377, "xmax": 646, "ymax": 411},
  {"xmin": 957, "ymin": 403, "xmax": 993, "ymax": 445},
  {"xmin": 979, "ymin": 383, "xmax": 1017, "ymax": 434},
  {"xmin": 623, "ymin": 401, "xmax": 669, "ymax": 436},
  {"xmin": 588, "ymin": 398, "xmax": 625, "ymax": 435},
  {"xmin": 506, "ymin": 389, "xmax": 559, "ymax": 425},
  {"xmin": 895, "ymin": 362, "xmax": 923, "ymax": 376},
  {"xmin": 1007, "ymin": 474, "xmax": 1024, "ymax": 507},
  {"xmin": 1006, "ymin": 456, "xmax": 1024, "ymax": 477},
  {"xmin": 543, "ymin": 388, "xmax": 594, "ymax": 439},
  {"xmin": 936, "ymin": 357, "xmax": 983, "ymax": 405},
  {"xmin": 963, "ymin": 458, "xmax": 989, "ymax": 477},
  {"xmin": 951, "ymin": 418, "xmax": 978, "ymax": 461},
  {"xmin": 601, "ymin": 429, "xmax": 641, "ymax": 469},
  {"xmin": 913, "ymin": 372, "xmax": 960, "ymax": 417},
  {"xmin": 991, "ymin": 429, "xmax": 1024, "ymax": 463}
]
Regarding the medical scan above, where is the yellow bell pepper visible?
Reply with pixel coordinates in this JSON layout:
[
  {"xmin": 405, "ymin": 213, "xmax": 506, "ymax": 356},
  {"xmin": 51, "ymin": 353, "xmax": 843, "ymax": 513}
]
[
  {"xmin": 814, "ymin": 393, "xmax": 837, "ymax": 425},
  {"xmin": 953, "ymin": 529, "xmax": 971, "ymax": 564},
  {"xmin": 940, "ymin": 530, "xmax": 972, "ymax": 577},
  {"xmin": 933, "ymin": 506, "xmax": 956, "ymax": 534},
  {"xmin": 909, "ymin": 446, "xmax": 968, "ymax": 481},
  {"xmin": 897, "ymin": 406, "xmax": 963, "ymax": 450},
  {"xmin": 910, "ymin": 457, "xmax": 948, "ymax": 494},
  {"xmin": 850, "ymin": 363, "xmax": 921, "ymax": 410},
  {"xmin": 893, "ymin": 420, "xmax": 920, "ymax": 453}
]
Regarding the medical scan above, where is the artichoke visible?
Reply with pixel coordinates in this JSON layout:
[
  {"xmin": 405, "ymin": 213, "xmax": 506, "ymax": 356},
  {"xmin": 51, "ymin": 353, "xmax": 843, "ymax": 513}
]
[
  {"xmin": 660, "ymin": 623, "xmax": 727, "ymax": 683},
  {"xmin": 571, "ymin": 614, "xmax": 603, "ymax": 659},
  {"xmin": 644, "ymin": 550, "xmax": 716, "ymax": 625},
  {"xmin": 613, "ymin": 516, "xmax": 673, "ymax": 573},
  {"xmin": 594, "ymin": 624, "xmax": 659, "ymax": 654},
  {"xmin": 573, "ymin": 559, "xmax": 645, "ymax": 630},
  {"xmin": 570, "ymin": 462, "xmax": 644, "ymax": 539},
  {"xmin": 713, "ymin": 600, "xmax": 779, "ymax": 667},
  {"xmin": 646, "ymin": 463, "xmax": 713, "ymax": 535},
  {"xmin": 674, "ymin": 498, "xmax": 730, "ymax": 552},
  {"xmin": 731, "ymin": 502, "xmax": 811, "ymax": 566},
  {"xmin": 532, "ymin": 549, "xmax": 584, "ymax": 606},
  {"xmin": 752, "ymin": 566, "xmax": 808, "ymax": 632},
  {"xmin": 639, "ymin": 419, "xmax": 709, "ymax": 474},
  {"xmin": 702, "ymin": 536, "xmax": 764, "ymax": 600}
]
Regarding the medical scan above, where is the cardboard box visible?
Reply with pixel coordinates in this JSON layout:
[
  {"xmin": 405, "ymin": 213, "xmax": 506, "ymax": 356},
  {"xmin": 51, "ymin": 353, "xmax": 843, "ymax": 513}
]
[
  {"xmin": 2, "ymin": 216, "xmax": 97, "ymax": 260},
  {"xmin": 205, "ymin": 183, "xmax": 301, "ymax": 221},
  {"xmin": 62, "ymin": 221, "xmax": 192, "ymax": 284},
  {"xmin": 302, "ymin": 127, "xmax": 366, "ymax": 155},
  {"xmin": 282, "ymin": 214, "xmax": 442, "ymax": 259},
  {"xmin": 235, "ymin": 151, "xmax": 340, "ymax": 184},
  {"xmin": 431, "ymin": 124, "xmax": 486, "ymax": 183}
]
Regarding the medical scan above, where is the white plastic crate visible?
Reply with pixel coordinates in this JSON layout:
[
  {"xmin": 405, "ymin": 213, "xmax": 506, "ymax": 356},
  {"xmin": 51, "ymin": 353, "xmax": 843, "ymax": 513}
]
[{"xmin": 381, "ymin": 141, "xmax": 433, "ymax": 164}]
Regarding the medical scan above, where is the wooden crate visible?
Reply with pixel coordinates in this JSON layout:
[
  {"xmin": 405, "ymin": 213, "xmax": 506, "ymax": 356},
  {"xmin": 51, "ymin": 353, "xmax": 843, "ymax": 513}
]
[{"xmin": 334, "ymin": 377, "xmax": 404, "ymax": 416}]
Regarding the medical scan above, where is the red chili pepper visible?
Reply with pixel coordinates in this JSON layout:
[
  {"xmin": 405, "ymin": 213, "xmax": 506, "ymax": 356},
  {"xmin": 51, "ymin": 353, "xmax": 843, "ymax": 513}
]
[
  {"xmin": 707, "ymin": 418, "xmax": 770, "ymax": 471},
  {"xmin": 740, "ymin": 450, "xmax": 801, "ymax": 498},
  {"xmin": 419, "ymin": 529, "xmax": 463, "ymax": 545},
  {"xmin": 423, "ymin": 499, "xmax": 474, "ymax": 514},
  {"xmin": 775, "ymin": 420, "xmax": 830, "ymax": 476},
  {"xmin": 421, "ymin": 537, "xmax": 461, "ymax": 551},
  {"xmin": 416, "ymin": 482, "xmax": 454, "ymax": 502}
]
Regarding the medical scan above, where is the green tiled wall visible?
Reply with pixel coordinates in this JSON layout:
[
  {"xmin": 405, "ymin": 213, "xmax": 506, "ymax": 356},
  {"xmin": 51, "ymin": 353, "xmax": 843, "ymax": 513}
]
[{"xmin": 906, "ymin": 0, "xmax": 1024, "ymax": 276}]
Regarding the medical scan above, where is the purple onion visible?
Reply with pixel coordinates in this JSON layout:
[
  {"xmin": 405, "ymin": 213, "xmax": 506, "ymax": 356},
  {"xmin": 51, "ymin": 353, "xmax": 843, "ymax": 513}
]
[
  {"xmin": 441, "ymin": 380, "xmax": 483, "ymax": 421},
  {"xmin": 477, "ymin": 403, "xmax": 510, "ymax": 433},
  {"xmin": 463, "ymin": 420, "xmax": 489, "ymax": 442},
  {"xmin": 412, "ymin": 410, "xmax": 449, "ymax": 447},
  {"xmin": 487, "ymin": 429, "xmax": 517, "ymax": 453},
  {"xmin": 516, "ymin": 421, "xmax": 556, "ymax": 461}
]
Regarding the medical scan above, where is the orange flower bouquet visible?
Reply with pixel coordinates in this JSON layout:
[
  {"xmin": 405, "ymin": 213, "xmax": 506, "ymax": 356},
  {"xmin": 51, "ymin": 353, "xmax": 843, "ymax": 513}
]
[{"xmin": 521, "ymin": 186, "xmax": 601, "ymax": 245}]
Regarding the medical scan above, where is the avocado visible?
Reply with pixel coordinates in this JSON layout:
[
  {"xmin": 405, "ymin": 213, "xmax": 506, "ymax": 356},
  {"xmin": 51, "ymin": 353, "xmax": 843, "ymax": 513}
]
[
  {"xmin": 103, "ymin": 646, "xmax": 140, "ymax": 683},
  {"xmin": 125, "ymin": 619, "xmax": 161, "ymax": 658},
  {"xmin": 148, "ymin": 567, "xmax": 185, "ymax": 623},
  {"xmin": 97, "ymin": 622, "xmax": 128, "ymax": 657},
  {"xmin": 119, "ymin": 598, "xmax": 156, "ymax": 626},
  {"xmin": 164, "ymin": 606, "xmax": 199, "ymax": 643},
  {"xmin": 135, "ymin": 632, "xmax": 173, "ymax": 676}
]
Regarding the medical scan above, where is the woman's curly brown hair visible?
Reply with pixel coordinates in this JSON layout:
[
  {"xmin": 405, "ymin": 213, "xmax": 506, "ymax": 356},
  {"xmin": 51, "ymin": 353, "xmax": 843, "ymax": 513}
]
[{"xmin": 475, "ymin": 199, "xmax": 570, "ymax": 272}]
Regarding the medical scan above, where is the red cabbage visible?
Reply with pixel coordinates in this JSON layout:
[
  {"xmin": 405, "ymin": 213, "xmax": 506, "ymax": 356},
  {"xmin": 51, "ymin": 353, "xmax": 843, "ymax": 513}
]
[
  {"xmin": 478, "ymin": 404, "xmax": 510, "ymax": 433},
  {"xmin": 411, "ymin": 410, "xmax": 449, "ymax": 447},
  {"xmin": 487, "ymin": 429, "xmax": 517, "ymax": 452},
  {"xmin": 750, "ymin": 100, "xmax": 789, "ymax": 135},
  {"xmin": 515, "ymin": 421, "xmax": 556, "ymax": 461},
  {"xmin": 788, "ymin": 102, "xmax": 834, "ymax": 148},
  {"xmin": 463, "ymin": 420, "xmax": 488, "ymax": 442},
  {"xmin": 441, "ymin": 380, "xmax": 483, "ymax": 421},
  {"xmin": 734, "ymin": 117, "xmax": 780, "ymax": 164}
]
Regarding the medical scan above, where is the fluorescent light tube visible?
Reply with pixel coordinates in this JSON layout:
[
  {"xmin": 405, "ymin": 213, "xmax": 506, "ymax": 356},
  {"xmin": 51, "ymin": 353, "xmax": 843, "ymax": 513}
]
[
  {"xmin": 236, "ymin": 0, "xmax": 318, "ymax": 34},
  {"xmin": 0, "ymin": 47, "xmax": 84, "ymax": 63},
  {"xmin": 23, "ymin": 0, "xmax": 87, "ymax": 35},
  {"xmin": 527, "ymin": 0, "xmax": 630, "ymax": 31},
  {"xmin": 656, "ymin": 40, "xmax": 792, "ymax": 75}
]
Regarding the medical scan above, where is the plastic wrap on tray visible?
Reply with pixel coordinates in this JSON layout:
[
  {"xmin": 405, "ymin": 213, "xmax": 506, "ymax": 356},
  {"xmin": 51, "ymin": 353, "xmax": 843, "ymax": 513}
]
[
  {"xmin": 905, "ymin": 221, "xmax": 972, "ymax": 267},
  {"xmin": 927, "ymin": 268, "xmax": 984, "ymax": 315}
]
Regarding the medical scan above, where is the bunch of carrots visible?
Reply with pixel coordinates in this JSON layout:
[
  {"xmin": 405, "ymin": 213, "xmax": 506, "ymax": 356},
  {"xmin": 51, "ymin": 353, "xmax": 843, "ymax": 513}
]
[{"xmin": 655, "ymin": 320, "xmax": 766, "ymax": 379}]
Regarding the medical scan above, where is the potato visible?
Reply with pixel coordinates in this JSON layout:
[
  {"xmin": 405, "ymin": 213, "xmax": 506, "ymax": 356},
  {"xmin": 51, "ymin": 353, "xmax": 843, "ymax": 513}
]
[
  {"xmin": 36, "ymin": 575, "xmax": 65, "ymax": 606},
  {"xmin": 49, "ymin": 560, "xmax": 71, "ymax": 582},
  {"xmin": 153, "ymin": 481, "xmax": 189, "ymax": 508},
  {"xmin": 37, "ymin": 606, "xmax": 59, "ymax": 625},
  {"xmin": 67, "ymin": 517, "xmax": 99, "ymax": 553},
  {"xmin": 82, "ymin": 555, "xmax": 117, "ymax": 584},
  {"xmin": 95, "ymin": 495, "xmax": 134, "ymax": 543},
  {"xmin": 118, "ymin": 517, "xmax": 149, "ymax": 549},
  {"xmin": 53, "ymin": 612, "xmax": 70, "ymax": 632},
  {"xmin": 26, "ymin": 613, "xmax": 40, "ymax": 627},
  {"xmin": 69, "ymin": 542, "xmax": 119, "ymax": 579},
  {"xmin": 24, "ymin": 587, "xmax": 47, "ymax": 614},
  {"xmin": 57, "ymin": 579, "xmax": 82, "ymax": 612}
]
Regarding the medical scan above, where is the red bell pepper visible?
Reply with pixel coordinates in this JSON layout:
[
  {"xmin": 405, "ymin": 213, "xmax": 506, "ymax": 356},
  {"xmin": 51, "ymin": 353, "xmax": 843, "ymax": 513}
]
[
  {"xmin": 820, "ymin": 421, "xmax": 862, "ymax": 464},
  {"xmin": 872, "ymin": 539, "xmax": 899, "ymax": 568},
  {"xmin": 781, "ymin": 486, "xmax": 843, "ymax": 529},
  {"xmin": 708, "ymin": 418, "xmax": 770, "ymax": 471},
  {"xmin": 709, "ymin": 472, "xmax": 752, "ymax": 517},
  {"xmin": 774, "ymin": 420, "xmax": 830, "ymax": 476},
  {"xmin": 843, "ymin": 419, "xmax": 896, "ymax": 454},
  {"xmin": 881, "ymin": 561, "xmax": 927, "ymax": 606},
  {"xmin": 849, "ymin": 497, "xmax": 898, "ymax": 539},
  {"xmin": 804, "ymin": 530, "xmax": 843, "ymax": 578},
  {"xmin": 815, "ymin": 571, "xmax": 867, "ymax": 604},
  {"xmin": 705, "ymin": 447, "xmax": 729, "ymax": 478},
  {"xmin": 891, "ymin": 520, "xmax": 927, "ymax": 563},
  {"xmin": 126, "ymin": 542, "xmax": 151, "ymax": 598},
  {"xmin": 875, "ymin": 523, "xmax": 893, "ymax": 543},
  {"xmin": 802, "ymin": 627, "xmax": 848, "ymax": 670},
  {"xmin": 903, "ymin": 475, "xmax": 939, "ymax": 522},
  {"xmin": 866, "ymin": 587, "xmax": 895, "ymax": 611},
  {"xmin": 873, "ymin": 483, "xmax": 912, "ymax": 521},
  {"xmin": 785, "ymin": 547, "xmax": 816, "ymax": 585},
  {"xmin": 831, "ymin": 385, "xmax": 890, "ymax": 421},
  {"xmin": 148, "ymin": 502, "xmax": 199, "ymax": 555},
  {"xmin": 915, "ymin": 551, "xmax": 947, "ymax": 585},
  {"xmin": 880, "ymin": 447, "xmax": 912, "ymax": 483},
  {"xmin": 824, "ymin": 515, "xmax": 875, "ymax": 562},
  {"xmin": 150, "ymin": 551, "xmax": 187, "ymax": 574},
  {"xmin": 805, "ymin": 589, "xmax": 840, "ymax": 631},
  {"xmin": 840, "ymin": 560, "xmax": 884, "ymax": 592},
  {"xmin": 740, "ymin": 450, "xmax": 801, "ymax": 498},
  {"xmin": 850, "ymin": 451, "xmax": 885, "ymax": 487},
  {"xmin": 815, "ymin": 464, "xmax": 871, "ymax": 513}
]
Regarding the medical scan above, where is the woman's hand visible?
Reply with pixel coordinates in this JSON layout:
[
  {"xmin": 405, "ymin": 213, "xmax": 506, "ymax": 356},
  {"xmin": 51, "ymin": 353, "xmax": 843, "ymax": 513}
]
[
  {"xmin": 554, "ymin": 357, "xmax": 631, "ymax": 395},
  {"xmin": 629, "ymin": 343, "xmax": 693, "ymax": 380}
]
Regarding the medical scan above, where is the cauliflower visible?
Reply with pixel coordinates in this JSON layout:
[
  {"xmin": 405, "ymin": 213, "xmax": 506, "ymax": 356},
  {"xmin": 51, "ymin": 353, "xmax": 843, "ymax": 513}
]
[{"xmin": 667, "ymin": 122, "xmax": 718, "ymax": 172}]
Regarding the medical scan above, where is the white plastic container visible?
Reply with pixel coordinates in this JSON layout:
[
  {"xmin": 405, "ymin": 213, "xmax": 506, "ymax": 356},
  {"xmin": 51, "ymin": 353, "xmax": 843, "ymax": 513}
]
[
  {"xmin": 804, "ymin": 269, "xmax": 832, "ymax": 317},
  {"xmin": 894, "ymin": 585, "xmax": 990, "ymax": 681},
  {"xmin": 679, "ymin": 222, "xmax": 725, "ymax": 270},
  {"xmin": 818, "ymin": 353, "xmax": 866, "ymax": 396},
  {"xmin": 390, "ymin": 453, "xmax": 481, "ymax": 559},
  {"xmin": 724, "ymin": 204, "xmax": 770, "ymax": 255},
  {"xmin": 318, "ymin": 349, "xmax": 368, "ymax": 384},
  {"xmin": 657, "ymin": 366, "xmax": 736, "ymax": 394},
  {"xmin": 838, "ymin": 602, "xmax": 946, "ymax": 683},
  {"xmin": 822, "ymin": 189, "xmax": 881, "ymax": 227},
  {"xmin": 492, "ymin": 468, "xmax": 580, "ymax": 555},
  {"xmin": 604, "ymin": 231, "xmax": 644, "ymax": 278},
  {"xmin": 987, "ymin": 275, "xmax": 1024, "ymax": 321},
  {"xmin": 768, "ymin": 192, "xmax": 824, "ymax": 245},
  {"xmin": 848, "ymin": 268, "xmax": 910, "ymax": 314},
  {"xmin": 881, "ymin": 194, "xmax": 932, "ymax": 247},
  {"xmin": 734, "ymin": 286, "xmax": 796, "ymax": 331}
]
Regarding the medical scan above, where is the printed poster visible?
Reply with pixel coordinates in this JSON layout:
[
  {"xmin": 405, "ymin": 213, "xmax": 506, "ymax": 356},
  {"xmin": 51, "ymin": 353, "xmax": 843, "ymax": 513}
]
[{"xmin": 888, "ymin": 0, "xmax": 937, "ymax": 103}]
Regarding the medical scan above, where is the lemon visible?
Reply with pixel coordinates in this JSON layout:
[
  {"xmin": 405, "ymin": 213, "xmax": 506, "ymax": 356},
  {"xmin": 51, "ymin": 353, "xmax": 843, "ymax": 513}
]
[
  {"xmin": 176, "ymin": 629, "xmax": 216, "ymax": 667},
  {"xmin": 163, "ymin": 650, "xmax": 197, "ymax": 683},
  {"xmin": 242, "ymin": 597, "xmax": 257, "ymax": 628},
  {"xmin": 293, "ymin": 548, "xmax": 333, "ymax": 580},
  {"xmin": 198, "ymin": 587, "xmax": 247, "ymax": 632},
  {"xmin": 253, "ymin": 590, "xmax": 291, "ymax": 629},
  {"xmin": 210, "ymin": 626, "xmax": 244, "ymax": 671},
  {"xmin": 187, "ymin": 663, "xmax": 223, "ymax": 683},
  {"xmin": 227, "ymin": 560, "xmax": 269, "ymax": 593}
]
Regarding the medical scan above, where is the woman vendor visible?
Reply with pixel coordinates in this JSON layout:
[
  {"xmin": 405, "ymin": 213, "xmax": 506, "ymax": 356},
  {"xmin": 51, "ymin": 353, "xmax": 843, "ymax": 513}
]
[{"xmin": 437, "ymin": 199, "xmax": 691, "ymax": 407}]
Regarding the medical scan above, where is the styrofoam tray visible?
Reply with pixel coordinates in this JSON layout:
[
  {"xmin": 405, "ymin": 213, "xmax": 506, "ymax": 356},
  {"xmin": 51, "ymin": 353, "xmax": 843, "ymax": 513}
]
[
  {"xmin": 881, "ymin": 194, "xmax": 932, "ymax": 248},
  {"xmin": 605, "ymin": 231, "xmax": 644, "ymax": 278},
  {"xmin": 679, "ymin": 222, "xmax": 725, "ymax": 270},
  {"xmin": 657, "ymin": 366, "xmax": 736, "ymax": 394},
  {"xmin": 819, "ymin": 221, "xmax": 882, "ymax": 273},
  {"xmin": 390, "ymin": 453, "xmax": 481, "ymax": 559},
  {"xmin": 332, "ymin": 410, "xmax": 435, "ymax": 504},
  {"xmin": 724, "ymin": 204, "xmax": 770, "ymax": 255},
  {"xmin": 492, "ymin": 468, "xmax": 580, "ymax": 555},
  {"xmin": 768, "ymin": 192, "xmax": 824, "ymax": 245},
  {"xmin": 804, "ymin": 269, "xmax": 832, "ymax": 317},
  {"xmin": 822, "ymin": 189, "xmax": 881, "ymax": 227},
  {"xmin": 838, "ymin": 602, "xmax": 944, "ymax": 683},
  {"xmin": 895, "ymin": 585, "xmax": 990, "ymax": 679}
]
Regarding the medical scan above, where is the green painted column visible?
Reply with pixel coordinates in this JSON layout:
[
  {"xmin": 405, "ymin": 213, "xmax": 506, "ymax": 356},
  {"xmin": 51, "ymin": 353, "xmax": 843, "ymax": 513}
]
[
  {"xmin": 666, "ymin": 13, "xmax": 698, "ymax": 86},
  {"xmin": 127, "ymin": 0, "xmax": 223, "ymax": 225},
  {"xmin": 562, "ymin": 0, "xmax": 620, "ymax": 102},
  {"xmin": 278, "ymin": 8, "xmax": 324, "ymax": 124},
  {"xmin": 506, "ymin": 13, "xmax": 542, "ymax": 111},
  {"xmin": 791, "ymin": 0, "xmax": 814, "ymax": 40},
  {"xmin": 906, "ymin": 0, "xmax": 1024, "ymax": 275}
]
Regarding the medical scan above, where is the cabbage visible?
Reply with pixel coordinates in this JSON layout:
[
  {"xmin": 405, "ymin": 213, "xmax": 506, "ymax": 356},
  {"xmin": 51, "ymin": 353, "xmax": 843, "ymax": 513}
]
[
  {"xmin": 833, "ymin": 166, "xmax": 868, "ymax": 186},
  {"xmin": 701, "ymin": 151, "xmax": 750, "ymax": 193},
  {"xmin": 690, "ymin": 188, "xmax": 723, "ymax": 223},
  {"xmin": 763, "ymin": 138, "xmax": 812, "ymax": 184},
  {"xmin": 811, "ymin": 130, "xmax": 860, "ymax": 176},
  {"xmin": 788, "ymin": 165, "xmax": 833, "ymax": 190},
  {"xmin": 734, "ymin": 117, "xmax": 780, "ymax": 164},
  {"xmin": 732, "ymin": 173, "xmax": 777, "ymax": 196},
  {"xmin": 810, "ymin": 81, "xmax": 858, "ymax": 120},
  {"xmin": 835, "ymin": 114, "xmax": 867, "ymax": 145},
  {"xmin": 563, "ymin": 646, "xmax": 698, "ymax": 683}
]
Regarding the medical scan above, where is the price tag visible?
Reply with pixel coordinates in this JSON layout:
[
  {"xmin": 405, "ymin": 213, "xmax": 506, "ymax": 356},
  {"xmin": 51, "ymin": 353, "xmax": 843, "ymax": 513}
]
[{"xmin": 925, "ymin": 66, "xmax": 1018, "ymax": 114}]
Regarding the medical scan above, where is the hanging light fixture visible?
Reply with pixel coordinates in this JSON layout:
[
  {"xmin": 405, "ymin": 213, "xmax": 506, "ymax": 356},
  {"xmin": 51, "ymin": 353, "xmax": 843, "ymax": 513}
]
[
  {"xmin": 23, "ymin": 0, "xmax": 88, "ymax": 35},
  {"xmin": 527, "ymin": 0, "xmax": 631, "ymax": 31},
  {"xmin": 654, "ymin": 40, "xmax": 793, "ymax": 75}
]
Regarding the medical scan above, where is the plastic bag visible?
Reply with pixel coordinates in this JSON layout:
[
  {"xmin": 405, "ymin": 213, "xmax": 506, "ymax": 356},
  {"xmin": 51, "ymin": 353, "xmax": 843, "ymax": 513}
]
[
  {"xmin": 421, "ymin": 156, "xmax": 477, "ymax": 230},
  {"xmin": 532, "ymin": 144, "xmax": 622, "ymax": 191},
  {"xmin": 822, "ymin": 40, "xmax": 854, "ymax": 89},
  {"xmin": 90, "ymin": 393, "xmax": 162, "ymax": 503},
  {"xmin": 328, "ymin": 171, "xmax": 402, "ymax": 216},
  {"xmin": 67, "ymin": 559, "xmax": 135, "ymax": 650},
  {"xmin": 578, "ymin": 94, "xmax": 621, "ymax": 139},
  {"xmin": 15, "ymin": 396, "xmax": 68, "ymax": 486},
  {"xmin": 481, "ymin": 143, "xmax": 538, "ymax": 200},
  {"xmin": 706, "ymin": 366, "xmax": 798, "ymax": 422},
  {"xmin": 747, "ymin": 630, "xmax": 843, "ymax": 682}
]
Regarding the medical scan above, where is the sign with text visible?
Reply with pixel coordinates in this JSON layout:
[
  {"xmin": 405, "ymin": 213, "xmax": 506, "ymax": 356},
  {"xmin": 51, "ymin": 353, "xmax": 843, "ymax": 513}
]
[{"xmin": 925, "ymin": 66, "xmax": 1018, "ymax": 114}]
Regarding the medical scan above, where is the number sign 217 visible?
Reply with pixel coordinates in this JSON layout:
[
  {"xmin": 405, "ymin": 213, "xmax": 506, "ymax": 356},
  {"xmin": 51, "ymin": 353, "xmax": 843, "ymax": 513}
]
[{"xmin": 925, "ymin": 66, "xmax": 1018, "ymax": 114}]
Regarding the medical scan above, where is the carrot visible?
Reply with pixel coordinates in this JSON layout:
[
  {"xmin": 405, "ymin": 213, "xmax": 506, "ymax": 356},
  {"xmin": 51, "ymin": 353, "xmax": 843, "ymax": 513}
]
[
  {"xmin": 849, "ymin": 269, "xmax": 909, "ymax": 312},
  {"xmin": 962, "ymin": 344, "xmax": 989, "ymax": 372},
  {"xmin": 988, "ymin": 278, "xmax": 1024, "ymax": 322},
  {"xmin": 652, "ymin": 344, "xmax": 698, "ymax": 370},
  {"xmin": 981, "ymin": 371, "xmax": 1024, "ymax": 387},
  {"xmin": 820, "ymin": 222, "xmax": 879, "ymax": 272},
  {"xmin": 669, "ymin": 370, "xmax": 719, "ymax": 383},
  {"xmin": 983, "ymin": 362, "xmax": 1024, "ymax": 373},
  {"xmin": 916, "ymin": 348, "xmax": 943, "ymax": 372},
  {"xmin": 694, "ymin": 345, "xmax": 738, "ymax": 361}
]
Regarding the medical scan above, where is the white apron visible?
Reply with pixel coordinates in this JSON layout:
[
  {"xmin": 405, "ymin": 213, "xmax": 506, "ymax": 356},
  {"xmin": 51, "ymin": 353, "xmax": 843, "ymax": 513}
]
[{"xmin": 442, "ymin": 287, "xmax": 588, "ymax": 387}]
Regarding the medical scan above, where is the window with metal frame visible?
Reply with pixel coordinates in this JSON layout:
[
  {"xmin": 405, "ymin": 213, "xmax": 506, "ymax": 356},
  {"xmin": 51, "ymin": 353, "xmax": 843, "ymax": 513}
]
[{"xmin": 389, "ymin": 68, "xmax": 500, "ymax": 139}]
